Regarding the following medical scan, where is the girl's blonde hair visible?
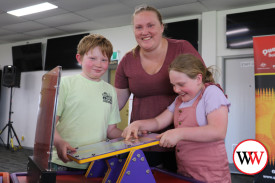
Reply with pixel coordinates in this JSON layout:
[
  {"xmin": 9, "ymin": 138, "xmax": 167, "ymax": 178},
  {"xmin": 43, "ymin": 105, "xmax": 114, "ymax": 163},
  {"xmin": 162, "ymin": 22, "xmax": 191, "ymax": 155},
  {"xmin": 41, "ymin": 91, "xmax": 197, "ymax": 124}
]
[
  {"xmin": 77, "ymin": 34, "xmax": 113, "ymax": 60},
  {"xmin": 169, "ymin": 54, "xmax": 215, "ymax": 83}
]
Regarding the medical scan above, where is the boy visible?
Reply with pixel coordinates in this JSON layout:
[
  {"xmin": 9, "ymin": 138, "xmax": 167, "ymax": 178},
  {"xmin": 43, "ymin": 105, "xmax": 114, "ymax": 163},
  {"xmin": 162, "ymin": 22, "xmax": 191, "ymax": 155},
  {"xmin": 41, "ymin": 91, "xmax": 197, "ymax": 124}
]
[{"xmin": 52, "ymin": 34, "xmax": 122, "ymax": 170}]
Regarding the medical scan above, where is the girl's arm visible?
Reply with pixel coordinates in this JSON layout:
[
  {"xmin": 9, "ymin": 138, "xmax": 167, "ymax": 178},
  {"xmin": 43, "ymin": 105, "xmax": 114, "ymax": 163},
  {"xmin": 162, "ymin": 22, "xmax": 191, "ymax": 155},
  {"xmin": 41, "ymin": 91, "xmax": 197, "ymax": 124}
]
[
  {"xmin": 122, "ymin": 109, "xmax": 174, "ymax": 140},
  {"xmin": 158, "ymin": 106, "xmax": 228, "ymax": 147}
]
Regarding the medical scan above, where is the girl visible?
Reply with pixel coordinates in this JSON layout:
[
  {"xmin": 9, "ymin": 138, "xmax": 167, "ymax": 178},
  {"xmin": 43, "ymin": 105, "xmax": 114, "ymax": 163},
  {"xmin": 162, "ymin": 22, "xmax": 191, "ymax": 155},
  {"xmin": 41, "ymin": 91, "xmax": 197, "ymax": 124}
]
[{"xmin": 122, "ymin": 54, "xmax": 231, "ymax": 183}]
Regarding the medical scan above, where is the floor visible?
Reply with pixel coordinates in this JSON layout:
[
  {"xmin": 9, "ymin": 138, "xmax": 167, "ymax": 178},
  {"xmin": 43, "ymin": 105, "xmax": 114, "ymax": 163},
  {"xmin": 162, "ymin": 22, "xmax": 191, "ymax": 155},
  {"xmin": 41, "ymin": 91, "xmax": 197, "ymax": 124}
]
[
  {"xmin": 230, "ymin": 164, "xmax": 254, "ymax": 183},
  {"xmin": 0, "ymin": 145, "xmax": 255, "ymax": 182},
  {"xmin": 0, "ymin": 145, "xmax": 32, "ymax": 173}
]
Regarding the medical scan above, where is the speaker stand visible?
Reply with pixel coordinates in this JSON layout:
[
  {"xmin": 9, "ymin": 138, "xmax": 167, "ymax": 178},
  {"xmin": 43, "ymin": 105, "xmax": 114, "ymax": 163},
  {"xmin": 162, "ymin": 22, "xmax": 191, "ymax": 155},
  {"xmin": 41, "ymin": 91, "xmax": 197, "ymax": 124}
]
[{"xmin": 0, "ymin": 87, "xmax": 22, "ymax": 151}]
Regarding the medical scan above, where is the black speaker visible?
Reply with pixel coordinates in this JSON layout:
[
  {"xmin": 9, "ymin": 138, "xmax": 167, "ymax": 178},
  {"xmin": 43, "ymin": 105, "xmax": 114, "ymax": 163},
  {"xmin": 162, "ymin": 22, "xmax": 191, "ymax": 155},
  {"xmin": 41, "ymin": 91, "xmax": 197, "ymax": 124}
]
[{"xmin": 2, "ymin": 65, "xmax": 21, "ymax": 88}]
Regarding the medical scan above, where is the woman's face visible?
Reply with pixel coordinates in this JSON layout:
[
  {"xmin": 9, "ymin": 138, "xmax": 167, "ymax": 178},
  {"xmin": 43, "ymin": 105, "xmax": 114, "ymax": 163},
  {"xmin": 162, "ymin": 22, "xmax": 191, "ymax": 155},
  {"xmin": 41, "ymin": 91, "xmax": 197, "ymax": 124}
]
[
  {"xmin": 133, "ymin": 11, "xmax": 164, "ymax": 52},
  {"xmin": 169, "ymin": 70, "xmax": 203, "ymax": 102}
]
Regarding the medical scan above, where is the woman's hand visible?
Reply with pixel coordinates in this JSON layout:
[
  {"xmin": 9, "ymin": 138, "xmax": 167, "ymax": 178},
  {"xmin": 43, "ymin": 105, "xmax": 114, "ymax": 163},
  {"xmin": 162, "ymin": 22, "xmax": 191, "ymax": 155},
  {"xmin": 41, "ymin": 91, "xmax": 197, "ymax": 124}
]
[
  {"xmin": 121, "ymin": 122, "xmax": 141, "ymax": 140},
  {"xmin": 157, "ymin": 129, "xmax": 182, "ymax": 148},
  {"xmin": 55, "ymin": 138, "xmax": 76, "ymax": 163}
]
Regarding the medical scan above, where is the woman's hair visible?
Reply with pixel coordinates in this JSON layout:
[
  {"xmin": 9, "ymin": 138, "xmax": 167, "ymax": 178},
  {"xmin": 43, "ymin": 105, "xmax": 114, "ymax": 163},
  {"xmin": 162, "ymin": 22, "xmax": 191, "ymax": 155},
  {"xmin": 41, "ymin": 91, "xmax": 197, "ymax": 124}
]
[
  {"xmin": 169, "ymin": 54, "xmax": 215, "ymax": 83},
  {"xmin": 132, "ymin": 5, "xmax": 163, "ymax": 25},
  {"xmin": 131, "ymin": 5, "xmax": 164, "ymax": 56},
  {"xmin": 77, "ymin": 34, "xmax": 113, "ymax": 60}
]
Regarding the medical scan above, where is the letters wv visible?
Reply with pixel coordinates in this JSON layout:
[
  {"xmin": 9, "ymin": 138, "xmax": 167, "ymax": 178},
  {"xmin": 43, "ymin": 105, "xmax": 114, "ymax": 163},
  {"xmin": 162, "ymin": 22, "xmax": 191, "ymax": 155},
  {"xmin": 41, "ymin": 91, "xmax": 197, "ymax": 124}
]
[{"xmin": 236, "ymin": 151, "xmax": 265, "ymax": 165}]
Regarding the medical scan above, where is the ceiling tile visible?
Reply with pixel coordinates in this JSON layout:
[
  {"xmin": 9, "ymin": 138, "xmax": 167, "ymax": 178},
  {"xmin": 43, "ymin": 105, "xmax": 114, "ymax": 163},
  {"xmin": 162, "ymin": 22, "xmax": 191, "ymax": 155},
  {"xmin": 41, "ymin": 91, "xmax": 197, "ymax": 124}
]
[
  {"xmin": 0, "ymin": 13, "xmax": 26, "ymax": 27},
  {"xmin": 0, "ymin": 39, "xmax": 9, "ymax": 44},
  {"xmin": 76, "ymin": 3, "xmax": 132, "ymax": 20},
  {"xmin": 95, "ymin": 14, "xmax": 132, "ymax": 28},
  {"xmin": 0, "ymin": 28, "xmax": 14, "ymax": 36},
  {"xmin": 24, "ymin": 28, "xmax": 66, "ymax": 37},
  {"xmin": 2, "ymin": 21, "xmax": 48, "ymax": 33},
  {"xmin": 0, "ymin": 33, "xmax": 33, "ymax": 42},
  {"xmin": 19, "ymin": 8, "xmax": 68, "ymax": 21},
  {"xmin": 36, "ymin": 13, "xmax": 88, "ymax": 27},
  {"xmin": 0, "ymin": 0, "xmax": 274, "ymax": 44},
  {"xmin": 118, "ymin": 0, "xmax": 198, "ymax": 9},
  {"xmin": 57, "ymin": 21, "xmax": 105, "ymax": 32},
  {"xmin": 200, "ymin": 0, "xmax": 275, "ymax": 11},
  {"xmin": 160, "ymin": 3, "xmax": 207, "ymax": 19},
  {"xmin": 0, "ymin": 0, "xmax": 49, "ymax": 11},
  {"xmin": 53, "ymin": 0, "xmax": 111, "ymax": 11}
]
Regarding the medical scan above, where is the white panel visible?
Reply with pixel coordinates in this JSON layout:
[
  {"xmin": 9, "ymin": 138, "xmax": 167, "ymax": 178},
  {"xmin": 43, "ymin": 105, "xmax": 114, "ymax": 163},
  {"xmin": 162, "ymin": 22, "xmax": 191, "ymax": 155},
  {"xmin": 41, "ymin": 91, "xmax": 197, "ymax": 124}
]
[
  {"xmin": 224, "ymin": 56, "xmax": 255, "ymax": 166},
  {"xmin": 201, "ymin": 11, "xmax": 216, "ymax": 67}
]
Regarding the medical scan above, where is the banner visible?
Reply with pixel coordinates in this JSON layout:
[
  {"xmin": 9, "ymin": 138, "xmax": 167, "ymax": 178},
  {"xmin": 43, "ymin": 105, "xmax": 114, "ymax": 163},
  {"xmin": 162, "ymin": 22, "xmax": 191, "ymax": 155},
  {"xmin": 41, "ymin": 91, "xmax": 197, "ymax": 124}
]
[{"xmin": 253, "ymin": 35, "xmax": 275, "ymax": 182}]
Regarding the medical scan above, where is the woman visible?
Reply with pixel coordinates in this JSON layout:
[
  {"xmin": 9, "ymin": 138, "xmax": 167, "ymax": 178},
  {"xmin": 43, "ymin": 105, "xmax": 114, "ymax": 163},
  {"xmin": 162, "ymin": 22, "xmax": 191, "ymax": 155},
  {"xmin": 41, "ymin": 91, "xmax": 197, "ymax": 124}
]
[{"xmin": 115, "ymin": 5, "xmax": 205, "ymax": 172}]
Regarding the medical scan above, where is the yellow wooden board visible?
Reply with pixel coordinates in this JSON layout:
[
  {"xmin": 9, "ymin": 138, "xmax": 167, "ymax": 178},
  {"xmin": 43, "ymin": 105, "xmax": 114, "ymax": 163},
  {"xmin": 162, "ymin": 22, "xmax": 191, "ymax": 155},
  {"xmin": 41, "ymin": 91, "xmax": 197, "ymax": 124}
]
[{"xmin": 67, "ymin": 133, "xmax": 160, "ymax": 164}]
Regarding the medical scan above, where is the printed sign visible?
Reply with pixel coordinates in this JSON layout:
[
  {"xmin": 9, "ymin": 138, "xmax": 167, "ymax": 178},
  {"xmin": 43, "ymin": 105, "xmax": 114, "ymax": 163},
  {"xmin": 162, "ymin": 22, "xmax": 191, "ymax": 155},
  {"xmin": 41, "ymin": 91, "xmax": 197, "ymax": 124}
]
[{"xmin": 253, "ymin": 35, "xmax": 275, "ymax": 182}]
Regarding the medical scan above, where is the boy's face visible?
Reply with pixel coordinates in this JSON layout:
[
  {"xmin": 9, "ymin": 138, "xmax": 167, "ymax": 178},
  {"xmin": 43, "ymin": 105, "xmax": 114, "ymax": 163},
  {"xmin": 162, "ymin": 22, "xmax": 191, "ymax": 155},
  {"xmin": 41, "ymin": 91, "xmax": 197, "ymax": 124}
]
[
  {"xmin": 76, "ymin": 46, "xmax": 109, "ymax": 81},
  {"xmin": 169, "ymin": 70, "xmax": 203, "ymax": 102}
]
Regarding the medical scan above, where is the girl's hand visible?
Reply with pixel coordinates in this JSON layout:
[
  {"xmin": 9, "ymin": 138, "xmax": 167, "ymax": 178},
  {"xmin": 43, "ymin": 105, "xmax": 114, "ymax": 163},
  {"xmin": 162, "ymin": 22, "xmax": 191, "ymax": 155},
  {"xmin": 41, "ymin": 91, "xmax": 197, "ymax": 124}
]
[
  {"xmin": 121, "ymin": 122, "xmax": 141, "ymax": 140},
  {"xmin": 156, "ymin": 129, "xmax": 182, "ymax": 148}
]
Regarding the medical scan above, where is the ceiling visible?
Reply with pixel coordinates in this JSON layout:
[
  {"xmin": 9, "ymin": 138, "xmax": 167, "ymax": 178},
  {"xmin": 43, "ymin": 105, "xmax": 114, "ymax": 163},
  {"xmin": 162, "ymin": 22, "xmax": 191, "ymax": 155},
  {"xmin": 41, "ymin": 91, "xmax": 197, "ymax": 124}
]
[{"xmin": 0, "ymin": 0, "xmax": 274, "ymax": 45}]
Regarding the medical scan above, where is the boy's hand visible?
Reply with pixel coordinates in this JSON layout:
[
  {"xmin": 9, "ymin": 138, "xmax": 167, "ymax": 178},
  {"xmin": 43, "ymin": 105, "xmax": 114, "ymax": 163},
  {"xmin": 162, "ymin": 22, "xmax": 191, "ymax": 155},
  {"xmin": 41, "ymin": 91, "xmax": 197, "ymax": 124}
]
[
  {"xmin": 55, "ymin": 139, "xmax": 76, "ymax": 163},
  {"xmin": 156, "ymin": 129, "xmax": 181, "ymax": 148}
]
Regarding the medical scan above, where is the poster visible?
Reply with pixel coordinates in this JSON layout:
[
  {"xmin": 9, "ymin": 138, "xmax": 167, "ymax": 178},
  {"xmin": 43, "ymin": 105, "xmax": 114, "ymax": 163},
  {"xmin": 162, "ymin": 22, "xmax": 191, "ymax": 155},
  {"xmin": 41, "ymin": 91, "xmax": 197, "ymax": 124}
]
[{"xmin": 253, "ymin": 35, "xmax": 275, "ymax": 182}]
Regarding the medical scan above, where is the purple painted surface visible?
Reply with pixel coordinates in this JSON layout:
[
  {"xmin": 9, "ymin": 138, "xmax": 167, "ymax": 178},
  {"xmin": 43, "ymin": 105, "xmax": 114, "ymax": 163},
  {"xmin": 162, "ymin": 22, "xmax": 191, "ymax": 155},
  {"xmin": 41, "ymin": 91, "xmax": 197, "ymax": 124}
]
[
  {"xmin": 105, "ymin": 156, "xmax": 126, "ymax": 183},
  {"xmin": 120, "ymin": 149, "xmax": 156, "ymax": 183},
  {"xmin": 85, "ymin": 160, "xmax": 107, "ymax": 178}
]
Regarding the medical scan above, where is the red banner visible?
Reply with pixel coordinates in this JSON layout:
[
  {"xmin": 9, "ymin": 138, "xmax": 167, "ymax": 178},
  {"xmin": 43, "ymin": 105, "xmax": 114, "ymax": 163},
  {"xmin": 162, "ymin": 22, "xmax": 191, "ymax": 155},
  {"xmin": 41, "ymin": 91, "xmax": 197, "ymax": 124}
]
[
  {"xmin": 253, "ymin": 35, "xmax": 275, "ymax": 182},
  {"xmin": 254, "ymin": 35, "xmax": 275, "ymax": 74}
]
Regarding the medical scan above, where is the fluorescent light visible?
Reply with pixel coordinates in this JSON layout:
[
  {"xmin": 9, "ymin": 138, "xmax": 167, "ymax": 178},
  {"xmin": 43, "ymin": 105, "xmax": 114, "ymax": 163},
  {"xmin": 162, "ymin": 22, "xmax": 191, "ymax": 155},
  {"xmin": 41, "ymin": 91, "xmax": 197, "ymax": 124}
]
[
  {"xmin": 230, "ymin": 40, "xmax": 253, "ymax": 47},
  {"xmin": 226, "ymin": 28, "xmax": 249, "ymax": 36},
  {"xmin": 7, "ymin": 2, "xmax": 58, "ymax": 17}
]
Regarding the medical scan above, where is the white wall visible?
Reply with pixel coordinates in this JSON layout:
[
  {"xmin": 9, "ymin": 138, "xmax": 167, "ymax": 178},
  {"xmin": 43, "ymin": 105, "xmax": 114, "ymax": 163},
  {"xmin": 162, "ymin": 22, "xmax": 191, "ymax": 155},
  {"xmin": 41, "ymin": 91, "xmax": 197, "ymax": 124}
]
[{"xmin": 1, "ymin": 3, "xmax": 275, "ymax": 151}]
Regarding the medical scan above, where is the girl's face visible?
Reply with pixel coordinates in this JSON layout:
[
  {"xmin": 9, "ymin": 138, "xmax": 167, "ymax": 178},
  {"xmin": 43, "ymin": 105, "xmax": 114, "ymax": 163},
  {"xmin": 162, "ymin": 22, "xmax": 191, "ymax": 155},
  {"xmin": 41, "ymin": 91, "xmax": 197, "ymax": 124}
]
[
  {"xmin": 76, "ymin": 46, "xmax": 109, "ymax": 82},
  {"xmin": 169, "ymin": 70, "xmax": 203, "ymax": 102},
  {"xmin": 133, "ymin": 11, "xmax": 164, "ymax": 52}
]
